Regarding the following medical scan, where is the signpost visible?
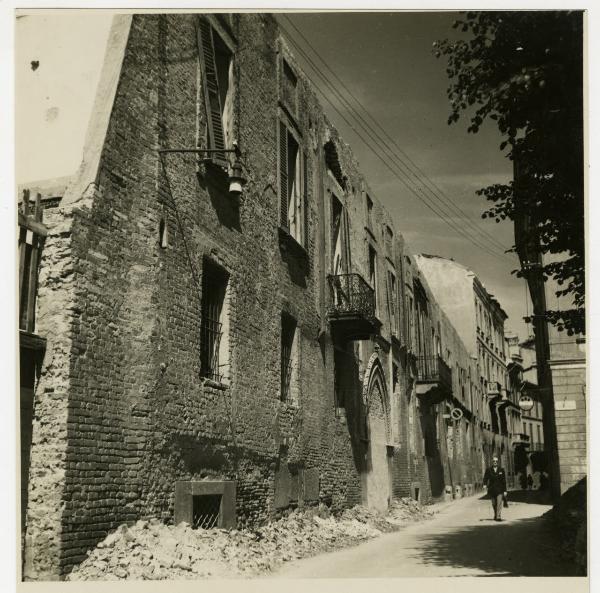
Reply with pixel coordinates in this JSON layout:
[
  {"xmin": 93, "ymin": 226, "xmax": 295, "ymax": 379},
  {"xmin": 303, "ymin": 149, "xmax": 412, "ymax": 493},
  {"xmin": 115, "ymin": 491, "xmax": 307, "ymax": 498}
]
[{"xmin": 518, "ymin": 394, "xmax": 534, "ymax": 412}]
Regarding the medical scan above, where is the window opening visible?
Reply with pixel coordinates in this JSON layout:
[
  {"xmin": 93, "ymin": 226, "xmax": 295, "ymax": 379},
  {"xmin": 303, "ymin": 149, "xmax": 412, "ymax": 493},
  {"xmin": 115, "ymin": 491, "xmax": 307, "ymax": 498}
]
[
  {"xmin": 197, "ymin": 18, "xmax": 233, "ymax": 165},
  {"xmin": 192, "ymin": 494, "xmax": 222, "ymax": 529},
  {"xmin": 201, "ymin": 261, "xmax": 229, "ymax": 382},
  {"xmin": 366, "ymin": 194, "xmax": 373, "ymax": 229},
  {"xmin": 281, "ymin": 313, "xmax": 297, "ymax": 402},
  {"xmin": 282, "ymin": 59, "xmax": 298, "ymax": 116},
  {"xmin": 368, "ymin": 245, "xmax": 378, "ymax": 314},
  {"xmin": 279, "ymin": 122, "xmax": 307, "ymax": 246}
]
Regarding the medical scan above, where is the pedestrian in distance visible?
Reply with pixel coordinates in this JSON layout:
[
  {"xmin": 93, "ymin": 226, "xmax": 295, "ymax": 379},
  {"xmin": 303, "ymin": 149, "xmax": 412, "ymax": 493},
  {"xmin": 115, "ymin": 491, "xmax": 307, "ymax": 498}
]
[
  {"xmin": 527, "ymin": 473, "xmax": 533, "ymax": 490},
  {"xmin": 483, "ymin": 455, "xmax": 507, "ymax": 521}
]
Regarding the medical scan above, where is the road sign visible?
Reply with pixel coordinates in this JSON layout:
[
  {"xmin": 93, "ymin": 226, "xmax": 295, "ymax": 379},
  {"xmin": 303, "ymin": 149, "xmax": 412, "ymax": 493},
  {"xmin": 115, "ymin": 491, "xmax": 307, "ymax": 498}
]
[
  {"xmin": 518, "ymin": 395, "xmax": 534, "ymax": 411},
  {"xmin": 450, "ymin": 407, "xmax": 463, "ymax": 421}
]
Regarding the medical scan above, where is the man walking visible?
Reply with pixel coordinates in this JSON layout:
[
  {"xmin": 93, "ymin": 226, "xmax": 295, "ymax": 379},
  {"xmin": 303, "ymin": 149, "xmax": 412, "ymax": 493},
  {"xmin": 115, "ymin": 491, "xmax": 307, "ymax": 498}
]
[{"xmin": 483, "ymin": 455, "xmax": 507, "ymax": 521}]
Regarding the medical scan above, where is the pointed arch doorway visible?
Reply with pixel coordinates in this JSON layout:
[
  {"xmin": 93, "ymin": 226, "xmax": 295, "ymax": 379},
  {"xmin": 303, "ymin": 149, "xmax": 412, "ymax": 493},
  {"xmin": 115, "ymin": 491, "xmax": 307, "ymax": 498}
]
[{"xmin": 362, "ymin": 353, "xmax": 393, "ymax": 513}]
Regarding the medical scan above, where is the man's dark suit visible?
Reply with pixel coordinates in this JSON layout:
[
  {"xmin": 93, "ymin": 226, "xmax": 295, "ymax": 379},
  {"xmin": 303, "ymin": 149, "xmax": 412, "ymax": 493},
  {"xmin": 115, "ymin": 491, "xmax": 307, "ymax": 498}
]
[{"xmin": 483, "ymin": 465, "xmax": 507, "ymax": 520}]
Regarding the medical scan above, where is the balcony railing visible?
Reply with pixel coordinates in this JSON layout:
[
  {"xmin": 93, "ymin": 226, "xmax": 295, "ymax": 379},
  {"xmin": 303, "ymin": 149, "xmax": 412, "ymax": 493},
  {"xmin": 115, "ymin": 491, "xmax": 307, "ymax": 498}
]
[
  {"xmin": 512, "ymin": 433, "xmax": 530, "ymax": 446},
  {"xmin": 487, "ymin": 381, "xmax": 502, "ymax": 396},
  {"xmin": 416, "ymin": 355, "xmax": 452, "ymax": 391},
  {"xmin": 327, "ymin": 273, "xmax": 380, "ymax": 340}
]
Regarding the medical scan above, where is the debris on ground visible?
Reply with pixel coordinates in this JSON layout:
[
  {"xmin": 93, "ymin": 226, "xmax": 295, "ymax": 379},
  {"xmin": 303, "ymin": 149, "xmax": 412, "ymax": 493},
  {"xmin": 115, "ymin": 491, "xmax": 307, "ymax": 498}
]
[{"xmin": 67, "ymin": 498, "xmax": 437, "ymax": 580}]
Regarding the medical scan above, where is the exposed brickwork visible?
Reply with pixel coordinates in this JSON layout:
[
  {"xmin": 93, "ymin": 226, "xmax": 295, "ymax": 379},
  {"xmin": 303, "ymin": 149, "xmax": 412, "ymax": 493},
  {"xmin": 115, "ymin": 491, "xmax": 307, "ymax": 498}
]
[{"xmin": 23, "ymin": 13, "xmax": 490, "ymax": 579}]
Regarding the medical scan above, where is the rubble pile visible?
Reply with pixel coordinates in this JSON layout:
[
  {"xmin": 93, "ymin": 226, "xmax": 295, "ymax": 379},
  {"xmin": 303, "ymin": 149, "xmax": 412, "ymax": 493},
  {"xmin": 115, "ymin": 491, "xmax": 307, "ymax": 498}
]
[{"xmin": 67, "ymin": 498, "xmax": 437, "ymax": 581}]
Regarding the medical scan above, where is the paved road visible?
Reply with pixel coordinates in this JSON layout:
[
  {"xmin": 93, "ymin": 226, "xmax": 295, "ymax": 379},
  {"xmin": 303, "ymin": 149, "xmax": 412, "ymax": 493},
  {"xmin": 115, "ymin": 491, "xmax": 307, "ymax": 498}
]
[{"xmin": 273, "ymin": 491, "xmax": 575, "ymax": 577}]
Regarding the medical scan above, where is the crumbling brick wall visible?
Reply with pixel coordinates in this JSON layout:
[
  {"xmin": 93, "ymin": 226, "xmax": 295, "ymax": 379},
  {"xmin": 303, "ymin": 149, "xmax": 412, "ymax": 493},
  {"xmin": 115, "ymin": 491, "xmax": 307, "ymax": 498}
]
[{"xmin": 23, "ymin": 12, "xmax": 489, "ymax": 579}]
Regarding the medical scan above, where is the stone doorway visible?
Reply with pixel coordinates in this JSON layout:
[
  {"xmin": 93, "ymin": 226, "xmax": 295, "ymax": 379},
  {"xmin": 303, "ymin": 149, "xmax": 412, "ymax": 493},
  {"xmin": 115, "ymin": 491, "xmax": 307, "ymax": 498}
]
[{"xmin": 362, "ymin": 354, "xmax": 392, "ymax": 513}]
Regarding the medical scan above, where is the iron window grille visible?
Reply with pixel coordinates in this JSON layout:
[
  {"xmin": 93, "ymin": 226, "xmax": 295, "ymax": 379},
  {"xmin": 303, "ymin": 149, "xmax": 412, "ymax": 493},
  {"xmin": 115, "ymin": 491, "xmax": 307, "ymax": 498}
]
[
  {"xmin": 192, "ymin": 494, "xmax": 222, "ymax": 529},
  {"xmin": 200, "ymin": 261, "xmax": 228, "ymax": 383}
]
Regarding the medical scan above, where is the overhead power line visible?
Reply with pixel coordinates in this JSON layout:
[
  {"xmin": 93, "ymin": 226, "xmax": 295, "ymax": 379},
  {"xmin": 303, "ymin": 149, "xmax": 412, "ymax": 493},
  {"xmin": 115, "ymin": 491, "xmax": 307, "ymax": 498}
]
[
  {"xmin": 277, "ymin": 17, "xmax": 513, "ymax": 262},
  {"xmin": 282, "ymin": 15, "xmax": 510, "ymax": 255}
]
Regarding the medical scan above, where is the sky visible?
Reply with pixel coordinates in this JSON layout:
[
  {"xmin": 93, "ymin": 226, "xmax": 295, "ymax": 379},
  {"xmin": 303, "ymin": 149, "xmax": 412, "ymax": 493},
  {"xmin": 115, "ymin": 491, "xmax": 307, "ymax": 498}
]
[{"xmin": 15, "ymin": 10, "xmax": 531, "ymax": 339}]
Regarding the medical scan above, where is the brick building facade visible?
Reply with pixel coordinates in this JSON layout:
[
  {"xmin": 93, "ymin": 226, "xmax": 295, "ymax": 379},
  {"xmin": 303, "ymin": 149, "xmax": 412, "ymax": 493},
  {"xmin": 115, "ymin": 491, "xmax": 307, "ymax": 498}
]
[{"xmin": 20, "ymin": 13, "xmax": 504, "ymax": 580}]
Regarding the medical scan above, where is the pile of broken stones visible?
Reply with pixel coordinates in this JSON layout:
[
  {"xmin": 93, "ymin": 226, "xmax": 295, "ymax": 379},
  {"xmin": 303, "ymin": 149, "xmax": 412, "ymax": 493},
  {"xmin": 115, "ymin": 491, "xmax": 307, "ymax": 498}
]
[{"xmin": 67, "ymin": 497, "xmax": 435, "ymax": 580}]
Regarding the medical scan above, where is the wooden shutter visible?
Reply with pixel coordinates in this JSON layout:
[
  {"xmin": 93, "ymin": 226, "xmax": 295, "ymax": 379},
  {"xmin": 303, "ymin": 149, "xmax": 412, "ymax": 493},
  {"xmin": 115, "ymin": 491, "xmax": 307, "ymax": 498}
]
[
  {"xmin": 386, "ymin": 271, "xmax": 393, "ymax": 322},
  {"xmin": 279, "ymin": 120, "xmax": 289, "ymax": 229},
  {"xmin": 302, "ymin": 152, "xmax": 309, "ymax": 248},
  {"xmin": 342, "ymin": 208, "xmax": 352, "ymax": 274},
  {"xmin": 197, "ymin": 18, "xmax": 226, "ymax": 165}
]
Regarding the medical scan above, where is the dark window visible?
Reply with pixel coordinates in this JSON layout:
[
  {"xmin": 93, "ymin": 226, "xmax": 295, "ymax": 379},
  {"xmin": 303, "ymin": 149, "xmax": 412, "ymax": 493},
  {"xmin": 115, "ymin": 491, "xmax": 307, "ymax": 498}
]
[
  {"xmin": 282, "ymin": 59, "xmax": 298, "ymax": 116},
  {"xmin": 197, "ymin": 18, "xmax": 232, "ymax": 165},
  {"xmin": 201, "ymin": 260, "xmax": 229, "ymax": 382},
  {"xmin": 192, "ymin": 494, "xmax": 222, "ymax": 529},
  {"xmin": 281, "ymin": 313, "xmax": 297, "ymax": 401},
  {"xmin": 331, "ymin": 194, "xmax": 346, "ymax": 274},
  {"xmin": 387, "ymin": 270, "xmax": 398, "ymax": 336},
  {"xmin": 366, "ymin": 195, "xmax": 373, "ymax": 229},
  {"xmin": 368, "ymin": 245, "xmax": 378, "ymax": 313},
  {"xmin": 279, "ymin": 121, "xmax": 307, "ymax": 246},
  {"xmin": 385, "ymin": 225, "xmax": 394, "ymax": 255}
]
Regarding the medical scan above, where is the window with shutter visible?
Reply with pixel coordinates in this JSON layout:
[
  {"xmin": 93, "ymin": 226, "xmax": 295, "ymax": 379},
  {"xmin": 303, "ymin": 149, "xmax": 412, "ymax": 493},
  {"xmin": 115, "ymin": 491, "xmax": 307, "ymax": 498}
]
[
  {"xmin": 197, "ymin": 18, "xmax": 232, "ymax": 167},
  {"xmin": 368, "ymin": 245, "xmax": 378, "ymax": 315},
  {"xmin": 279, "ymin": 121, "xmax": 289, "ymax": 228},
  {"xmin": 278, "ymin": 120, "xmax": 306, "ymax": 247}
]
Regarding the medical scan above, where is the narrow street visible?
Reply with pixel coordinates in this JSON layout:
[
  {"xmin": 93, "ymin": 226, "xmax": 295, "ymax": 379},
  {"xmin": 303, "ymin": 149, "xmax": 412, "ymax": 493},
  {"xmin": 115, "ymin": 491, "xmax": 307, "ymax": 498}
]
[{"xmin": 273, "ymin": 492, "xmax": 575, "ymax": 577}]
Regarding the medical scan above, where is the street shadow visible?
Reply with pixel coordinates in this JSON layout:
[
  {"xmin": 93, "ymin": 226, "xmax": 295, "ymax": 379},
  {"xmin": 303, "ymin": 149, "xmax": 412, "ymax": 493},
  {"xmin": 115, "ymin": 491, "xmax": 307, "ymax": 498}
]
[
  {"xmin": 478, "ymin": 489, "xmax": 552, "ymax": 505},
  {"xmin": 415, "ymin": 515, "xmax": 576, "ymax": 576}
]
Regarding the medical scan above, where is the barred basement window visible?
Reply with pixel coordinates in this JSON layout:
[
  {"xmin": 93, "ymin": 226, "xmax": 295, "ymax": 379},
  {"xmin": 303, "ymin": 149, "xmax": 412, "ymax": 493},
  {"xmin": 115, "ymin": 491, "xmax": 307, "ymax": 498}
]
[
  {"xmin": 192, "ymin": 494, "xmax": 222, "ymax": 529},
  {"xmin": 280, "ymin": 313, "xmax": 297, "ymax": 402},
  {"xmin": 201, "ymin": 260, "xmax": 230, "ymax": 383}
]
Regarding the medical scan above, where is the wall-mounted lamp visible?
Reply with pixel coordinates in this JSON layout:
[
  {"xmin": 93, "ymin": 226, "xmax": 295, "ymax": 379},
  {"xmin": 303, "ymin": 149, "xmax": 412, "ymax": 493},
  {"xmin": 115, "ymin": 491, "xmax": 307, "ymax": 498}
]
[{"xmin": 157, "ymin": 141, "xmax": 247, "ymax": 197}]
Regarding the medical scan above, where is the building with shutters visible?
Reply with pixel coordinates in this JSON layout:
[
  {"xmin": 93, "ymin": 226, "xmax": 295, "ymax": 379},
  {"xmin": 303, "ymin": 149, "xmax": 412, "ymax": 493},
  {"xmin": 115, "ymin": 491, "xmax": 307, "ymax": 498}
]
[
  {"xmin": 414, "ymin": 254, "xmax": 517, "ymax": 480},
  {"xmin": 20, "ymin": 13, "xmax": 496, "ymax": 580}
]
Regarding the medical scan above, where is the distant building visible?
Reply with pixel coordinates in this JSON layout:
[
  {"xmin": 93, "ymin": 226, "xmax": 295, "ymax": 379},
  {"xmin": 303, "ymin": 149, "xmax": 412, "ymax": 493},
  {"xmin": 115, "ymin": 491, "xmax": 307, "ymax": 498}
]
[
  {"xmin": 505, "ymin": 333, "xmax": 546, "ymax": 489},
  {"xmin": 414, "ymin": 255, "xmax": 516, "ymax": 479}
]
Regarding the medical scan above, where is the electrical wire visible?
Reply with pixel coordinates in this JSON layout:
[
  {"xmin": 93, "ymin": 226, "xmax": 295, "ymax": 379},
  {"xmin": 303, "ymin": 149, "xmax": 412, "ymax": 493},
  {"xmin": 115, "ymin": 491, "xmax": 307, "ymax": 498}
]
[
  {"xmin": 277, "ymin": 18, "xmax": 513, "ymax": 263},
  {"xmin": 281, "ymin": 15, "xmax": 511, "ymax": 255}
]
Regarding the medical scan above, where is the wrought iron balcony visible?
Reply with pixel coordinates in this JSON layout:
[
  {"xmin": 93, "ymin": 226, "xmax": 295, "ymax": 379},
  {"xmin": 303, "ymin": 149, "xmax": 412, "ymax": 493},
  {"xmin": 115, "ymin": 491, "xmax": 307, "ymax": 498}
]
[
  {"xmin": 327, "ymin": 273, "xmax": 380, "ymax": 341},
  {"xmin": 512, "ymin": 433, "xmax": 530, "ymax": 447},
  {"xmin": 415, "ymin": 355, "xmax": 452, "ymax": 399}
]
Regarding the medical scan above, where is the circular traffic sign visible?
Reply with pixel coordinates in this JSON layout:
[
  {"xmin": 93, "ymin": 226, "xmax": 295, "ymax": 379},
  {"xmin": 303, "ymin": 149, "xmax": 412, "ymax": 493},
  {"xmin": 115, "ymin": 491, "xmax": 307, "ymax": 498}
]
[
  {"xmin": 519, "ymin": 395, "xmax": 534, "ymax": 411},
  {"xmin": 450, "ymin": 407, "xmax": 463, "ymax": 421}
]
